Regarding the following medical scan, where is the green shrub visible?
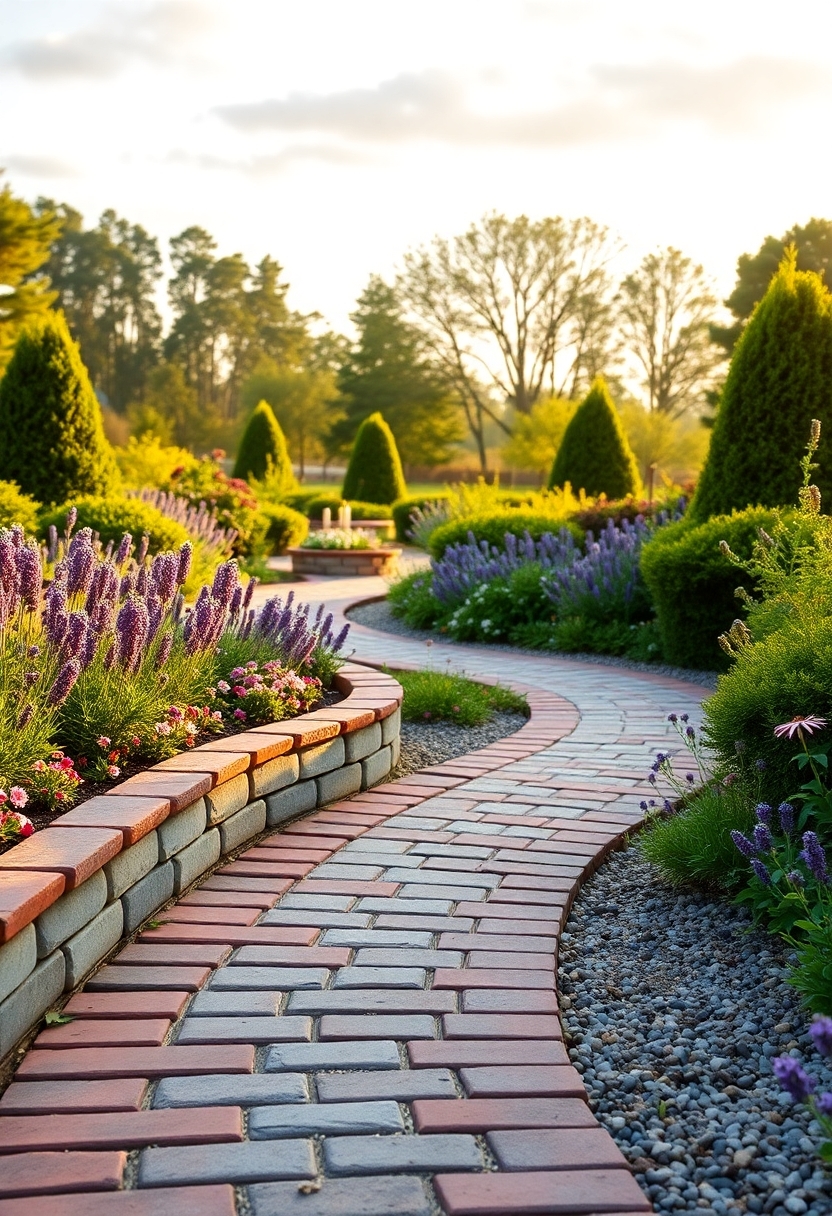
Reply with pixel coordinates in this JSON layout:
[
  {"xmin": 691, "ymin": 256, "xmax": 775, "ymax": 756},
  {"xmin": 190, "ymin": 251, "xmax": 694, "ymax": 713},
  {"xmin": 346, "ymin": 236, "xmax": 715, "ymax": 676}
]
[
  {"xmin": 281, "ymin": 489, "xmax": 321, "ymax": 512},
  {"xmin": 169, "ymin": 457, "xmax": 266, "ymax": 557},
  {"xmin": 387, "ymin": 570, "xmax": 444, "ymax": 630},
  {"xmin": 549, "ymin": 377, "xmax": 641, "ymax": 498},
  {"xmin": 388, "ymin": 666, "xmax": 528, "ymax": 726},
  {"xmin": 640, "ymin": 785, "xmax": 756, "ymax": 891},
  {"xmin": 639, "ymin": 508, "xmax": 779, "ymax": 670},
  {"xmin": 392, "ymin": 493, "xmax": 451, "ymax": 543},
  {"xmin": 691, "ymin": 250, "xmax": 832, "ymax": 521},
  {"xmin": 428, "ymin": 512, "xmax": 584, "ymax": 560},
  {"xmin": 0, "ymin": 312, "xmax": 117, "ymax": 503},
  {"xmin": 304, "ymin": 496, "xmax": 391, "ymax": 521},
  {"xmin": 233, "ymin": 400, "xmax": 296, "ymax": 494},
  {"xmin": 342, "ymin": 412, "xmax": 406, "ymax": 505},
  {"xmin": 0, "ymin": 481, "xmax": 39, "ymax": 534},
  {"xmin": 39, "ymin": 496, "xmax": 191, "ymax": 555},
  {"xmin": 258, "ymin": 502, "xmax": 309, "ymax": 554}
]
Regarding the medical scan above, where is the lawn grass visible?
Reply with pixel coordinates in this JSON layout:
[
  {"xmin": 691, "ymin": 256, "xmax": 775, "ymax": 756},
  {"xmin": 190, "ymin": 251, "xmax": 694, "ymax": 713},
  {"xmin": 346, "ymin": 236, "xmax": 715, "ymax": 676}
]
[{"xmin": 386, "ymin": 667, "xmax": 528, "ymax": 726}]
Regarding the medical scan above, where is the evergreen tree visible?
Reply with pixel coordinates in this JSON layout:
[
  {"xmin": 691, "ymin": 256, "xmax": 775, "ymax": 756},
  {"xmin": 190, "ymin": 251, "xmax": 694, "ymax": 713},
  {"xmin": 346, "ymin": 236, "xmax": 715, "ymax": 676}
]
[
  {"xmin": 0, "ymin": 182, "xmax": 61, "ymax": 372},
  {"xmin": 233, "ymin": 399, "xmax": 295, "ymax": 494},
  {"xmin": 548, "ymin": 377, "xmax": 640, "ymax": 498},
  {"xmin": 0, "ymin": 311, "xmax": 116, "ymax": 503},
  {"xmin": 691, "ymin": 251, "xmax": 832, "ymax": 521},
  {"xmin": 342, "ymin": 412, "xmax": 406, "ymax": 505}
]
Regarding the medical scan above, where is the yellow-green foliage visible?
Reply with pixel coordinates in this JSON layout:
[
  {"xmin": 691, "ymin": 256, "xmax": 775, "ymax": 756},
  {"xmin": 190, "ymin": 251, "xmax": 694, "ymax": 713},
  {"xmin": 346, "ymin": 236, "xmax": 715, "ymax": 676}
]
[
  {"xmin": 429, "ymin": 511, "xmax": 584, "ymax": 559},
  {"xmin": 0, "ymin": 481, "xmax": 39, "ymax": 534},
  {"xmin": 233, "ymin": 400, "xmax": 296, "ymax": 494},
  {"xmin": 40, "ymin": 495, "xmax": 190, "ymax": 555},
  {"xmin": 258, "ymin": 502, "xmax": 309, "ymax": 553},
  {"xmin": 115, "ymin": 434, "xmax": 197, "ymax": 490},
  {"xmin": 549, "ymin": 378, "xmax": 641, "ymax": 498},
  {"xmin": 502, "ymin": 396, "xmax": 577, "ymax": 476}
]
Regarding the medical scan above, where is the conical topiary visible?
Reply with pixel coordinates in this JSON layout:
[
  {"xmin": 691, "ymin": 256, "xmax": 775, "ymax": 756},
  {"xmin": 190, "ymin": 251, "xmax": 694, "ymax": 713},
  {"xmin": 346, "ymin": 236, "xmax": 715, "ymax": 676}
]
[
  {"xmin": 0, "ymin": 311, "xmax": 116, "ymax": 504},
  {"xmin": 342, "ymin": 411, "xmax": 406, "ymax": 505},
  {"xmin": 690, "ymin": 250, "xmax": 832, "ymax": 521},
  {"xmin": 548, "ymin": 377, "xmax": 640, "ymax": 498},
  {"xmin": 233, "ymin": 399, "xmax": 295, "ymax": 493}
]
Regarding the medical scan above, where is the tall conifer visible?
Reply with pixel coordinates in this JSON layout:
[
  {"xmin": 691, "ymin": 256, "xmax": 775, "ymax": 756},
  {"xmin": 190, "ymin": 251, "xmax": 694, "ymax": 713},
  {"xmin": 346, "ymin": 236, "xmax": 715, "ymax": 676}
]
[
  {"xmin": 342, "ymin": 412, "xmax": 406, "ymax": 505},
  {"xmin": 548, "ymin": 377, "xmax": 640, "ymax": 498}
]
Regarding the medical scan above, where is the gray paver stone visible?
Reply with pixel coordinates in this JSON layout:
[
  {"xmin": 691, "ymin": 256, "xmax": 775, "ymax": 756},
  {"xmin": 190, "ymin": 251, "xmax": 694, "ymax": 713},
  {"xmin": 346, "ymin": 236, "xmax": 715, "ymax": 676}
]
[
  {"xmin": 62, "ymin": 900, "xmax": 124, "ymax": 988},
  {"xmin": 265, "ymin": 779, "xmax": 316, "ymax": 826},
  {"xmin": 211, "ymin": 965, "xmax": 328, "ymax": 990},
  {"xmin": 248, "ymin": 1176, "xmax": 430, "ymax": 1216},
  {"xmin": 319, "ymin": 1014, "xmax": 437, "ymax": 1040},
  {"xmin": 205, "ymin": 773, "xmax": 250, "ymax": 825},
  {"xmin": 34, "ymin": 869, "xmax": 107, "ymax": 956},
  {"xmin": 317, "ymin": 1068, "xmax": 457, "ymax": 1102},
  {"xmin": 172, "ymin": 827, "xmax": 221, "ymax": 893},
  {"xmin": 280, "ymin": 894, "xmax": 355, "ymax": 911},
  {"xmin": 318, "ymin": 929, "xmax": 434, "ymax": 949},
  {"xmin": 389, "ymin": 734, "xmax": 401, "ymax": 767},
  {"xmin": 249, "ymin": 1099, "xmax": 403, "ymax": 1139},
  {"xmin": 315, "ymin": 763, "xmax": 362, "ymax": 804},
  {"xmin": 332, "ymin": 967, "xmax": 427, "ymax": 990},
  {"xmin": 361, "ymin": 745, "xmax": 392, "ymax": 789},
  {"xmin": 354, "ymin": 898, "xmax": 452, "ymax": 915},
  {"xmin": 345, "ymin": 840, "xmax": 410, "ymax": 854},
  {"xmin": 330, "ymin": 853, "xmax": 423, "ymax": 869},
  {"xmin": 139, "ymin": 1138, "xmax": 315, "ymax": 1186},
  {"xmin": 308, "ymin": 864, "xmax": 383, "ymax": 882},
  {"xmin": 157, "ymin": 798, "xmax": 207, "ymax": 860},
  {"xmin": 153, "ymin": 1072, "xmax": 308, "ymax": 1108},
  {"xmin": 381, "ymin": 706, "xmax": 401, "ymax": 746},
  {"xmin": 353, "ymin": 949, "xmax": 464, "ymax": 969},
  {"xmin": 176, "ymin": 1015, "xmax": 311, "ymax": 1044},
  {"xmin": 344, "ymin": 722, "xmax": 382, "ymax": 762},
  {"xmin": 264, "ymin": 1041, "xmax": 400, "ymax": 1072},
  {"xmin": 323, "ymin": 1133, "xmax": 482, "ymax": 1176},
  {"xmin": 104, "ymin": 832, "xmax": 159, "ymax": 900},
  {"xmin": 219, "ymin": 799, "xmax": 266, "ymax": 852},
  {"xmin": 0, "ymin": 953, "xmax": 65, "ymax": 1057},
  {"xmin": 298, "ymin": 736, "xmax": 345, "ymax": 779},
  {"xmin": 120, "ymin": 862, "xmax": 175, "ymax": 935},
  {"xmin": 251, "ymin": 753, "xmax": 299, "ymax": 799},
  {"xmin": 397, "ymin": 884, "xmax": 490, "ymax": 901},
  {"xmin": 0, "ymin": 924, "xmax": 36, "ymax": 1004},
  {"xmin": 287, "ymin": 990, "xmax": 455, "ymax": 1015},
  {"xmin": 188, "ymin": 990, "xmax": 281, "ymax": 1016},
  {"xmin": 384, "ymin": 868, "xmax": 500, "ymax": 888},
  {"xmin": 261, "ymin": 910, "xmax": 371, "ymax": 929}
]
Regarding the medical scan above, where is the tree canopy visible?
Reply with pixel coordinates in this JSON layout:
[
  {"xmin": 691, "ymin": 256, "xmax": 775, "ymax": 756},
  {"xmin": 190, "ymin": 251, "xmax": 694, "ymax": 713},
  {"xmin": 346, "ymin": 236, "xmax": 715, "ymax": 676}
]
[{"xmin": 0, "ymin": 182, "xmax": 60, "ymax": 372}]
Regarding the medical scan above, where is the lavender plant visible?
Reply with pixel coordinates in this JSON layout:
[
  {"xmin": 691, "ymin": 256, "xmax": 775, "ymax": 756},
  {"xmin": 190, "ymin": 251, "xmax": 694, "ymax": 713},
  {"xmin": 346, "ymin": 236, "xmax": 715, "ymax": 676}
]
[
  {"xmin": 772, "ymin": 1019, "xmax": 832, "ymax": 1164},
  {"xmin": 130, "ymin": 488, "xmax": 238, "ymax": 560}
]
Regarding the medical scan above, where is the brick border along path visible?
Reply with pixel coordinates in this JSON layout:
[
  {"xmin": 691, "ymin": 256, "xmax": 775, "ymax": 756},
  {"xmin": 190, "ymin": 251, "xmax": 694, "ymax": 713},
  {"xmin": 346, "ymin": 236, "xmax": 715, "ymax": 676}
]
[{"xmin": 0, "ymin": 578, "xmax": 708, "ymax": 1215}]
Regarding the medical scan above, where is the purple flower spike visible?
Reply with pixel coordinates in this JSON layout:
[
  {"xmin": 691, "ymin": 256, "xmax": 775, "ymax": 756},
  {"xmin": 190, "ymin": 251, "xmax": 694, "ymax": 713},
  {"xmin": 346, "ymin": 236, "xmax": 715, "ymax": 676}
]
[
  {"xmin": 116, "ymin": 533, "xmax": 133, "ymax": 566},
  {"xmin": 779, "ymin": 802, "xmax": 796, "ymax": 834},
  {"xmin": 787, "ymin": 870, "xmax": 805, "ymax": 887},
  {"xmin": 177, "ymin": 541, "xmax": 193, "ymax": 586},
  {"xmin": 753, "ymin": 823, "xmax": 772, "ymax": 853},
  {"xmin": 731, "ymin": 830, "xmax": 755, "ymax": 859},
  {"xmin": 810, "ymin": 1016, "xmax": 832, "ymax": 1057},
  {"xmin": 667, "ymin": 713, "xmax": 678, "ymax": 724},
  {"xmin": 65, "ymin": 506, "xmax": 77, "ymax": 536},
  {"xmin": 156, "ymin": 630, "xmax": 174, "ymax": 668},
  {"xmin": 47, "ymin": 658, "xmax": 81, "ymax": 707},
  {"xmin": 800, "ymin": 831, "xmax": 830, "ymax": 884},
  {"xmin": 212, "ymin": 560, "xmax": 239, "ymax": 609},
  {"xmin": 115, "ymin": 596, "xmax": 149, "ymax": 672},
  {"xmin": 16, "ymin": 545, "xmax": 41, "ymax": 612},
  {"xmin": 755, "ymin": 803, "xmax": 773, "ymax": 824},
  {"xmin": 750, "ymin": 858, "xmax": 772, "ymax": 886},
  {"xmin": 755, "ymin": 759, "xmax": 767, "ymax": 772},
  {"xmin": 137, "ymin": 534, "xmax": 149, "ymax": 565},
  {"xmin": 242, "ymin": 576, "xmax": 257, "ymax": 611},
  {"xmin": 18, "ymin": 703, "xmax": 33, "ymax": 729},
  {"xmin": 151, "ymin": 552, "xmax": 178, "ymax": 604},
  {"xmin": 817, "ymin": 1092, "xmax": 832, "ymax": 1116},
  {"xmin": 772, "ymin": 1056, "xmax": 815, "ymax": 1102},
  {"xmin": 61, "ymin": 611, "xmax": 89, "ymax": 661}
]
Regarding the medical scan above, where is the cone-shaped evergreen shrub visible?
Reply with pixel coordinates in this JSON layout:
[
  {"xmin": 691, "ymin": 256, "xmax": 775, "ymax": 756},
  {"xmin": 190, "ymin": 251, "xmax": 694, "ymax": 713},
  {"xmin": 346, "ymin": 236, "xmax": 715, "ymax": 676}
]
[
  {"xmin": 548, "ymin": 378, "xmax": 640, "ymax": 498},
  {"xmin": 233, "ymin": 399, "xmax": 295, "ymax": 493},
  {"xmin": 691, "ymin": 250, "xmax": 832, "ymax": 522},
  {"xmin": 342, "ymin": 411, "xmax": 406, "ymax": 505},
  {"xmin": 0, "ymin": 311, "xmax": 116, "ymax": 503}
]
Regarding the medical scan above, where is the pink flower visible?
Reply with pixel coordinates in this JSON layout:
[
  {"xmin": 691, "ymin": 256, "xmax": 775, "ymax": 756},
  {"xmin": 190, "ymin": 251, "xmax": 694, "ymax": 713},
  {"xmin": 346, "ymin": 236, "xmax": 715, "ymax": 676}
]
[
  {"xmin": 212, "ymin": 710, "xmax": 223, "ymax": 721},
  {"xmin": 107, "ymin": 765, "xmax": 120, "ymax": 778},
  {"xmin": 32, "ymin": 760, "xmax": 46, "ymax": 772},
  {"xmin": 452, "ymin": 706, "xmax": 461, "ymax": 713},
  {"xmin": 155, "ymin": 722, "xmax": 172, "ymax": 736},
  {"xmin": 97, "ymin": 736, "xmax": 111, "ymax": 749},
  {"xmin": 9, "ymin": 787, "xmax": 28, "ymax": 809},
  {"xmin": 233, "ymin": 708, "xmax": 247, "ymax": 721},
  {"xmin": 131, "ymin": 736, "xmax": 141, "ymax": 748},
  {"xmin": 54, "ymin": 790, "xmax": 66, "ymax": 802},
  {"xmin": 774, "ymin": 715, "xmax": 828, "ymax": 739},
  {"xmin": 17, "ymin": 815, "xmax": 34, "ymax": 838},
  {"xmin": 233, "ymin": 686, "xmax": 247, "ymax": 697},
  {"xmin": 59, "ymin": 756, "xmax": 75, "ymax": 771},
  {"xmin": 217, "ymin": 680, "xmax": 230, "ymax": 693},
  {"xmin": 0, "ymin": 791, "xmax": 7, "ymax": 805},
  {"xmin": 423, "ymin": 711, "xmax": 432, "ymax": 719}
]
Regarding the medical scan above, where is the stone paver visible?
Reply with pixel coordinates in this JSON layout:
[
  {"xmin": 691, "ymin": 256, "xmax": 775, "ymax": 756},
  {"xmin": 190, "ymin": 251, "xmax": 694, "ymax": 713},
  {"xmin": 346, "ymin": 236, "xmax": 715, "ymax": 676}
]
[{"xmin": 0, "ymin": 580, "xmax": 706, "ymax": 1213}]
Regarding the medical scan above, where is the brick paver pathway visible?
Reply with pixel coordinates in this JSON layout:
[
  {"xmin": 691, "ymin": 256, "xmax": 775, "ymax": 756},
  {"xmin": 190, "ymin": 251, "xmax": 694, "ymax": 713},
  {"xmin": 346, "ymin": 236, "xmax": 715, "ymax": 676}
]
[{"xmin": 0, "ymin": 577, "xmax": 708, "ymax": 1215}]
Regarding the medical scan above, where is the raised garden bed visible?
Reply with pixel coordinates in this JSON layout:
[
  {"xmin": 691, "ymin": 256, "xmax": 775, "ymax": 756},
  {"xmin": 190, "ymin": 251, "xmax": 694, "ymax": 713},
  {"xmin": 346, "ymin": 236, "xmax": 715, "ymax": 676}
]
[{"xmin": 289, "ymin": 546, "xmax": 402, "ymax": 577}]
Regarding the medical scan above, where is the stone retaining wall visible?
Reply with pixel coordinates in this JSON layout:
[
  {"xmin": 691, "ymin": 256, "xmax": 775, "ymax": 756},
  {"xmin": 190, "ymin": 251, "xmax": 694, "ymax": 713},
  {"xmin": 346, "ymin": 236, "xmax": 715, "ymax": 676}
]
[{"xmin": 0, "ymin": 663, "xmax": 402, "ymax": 1062}]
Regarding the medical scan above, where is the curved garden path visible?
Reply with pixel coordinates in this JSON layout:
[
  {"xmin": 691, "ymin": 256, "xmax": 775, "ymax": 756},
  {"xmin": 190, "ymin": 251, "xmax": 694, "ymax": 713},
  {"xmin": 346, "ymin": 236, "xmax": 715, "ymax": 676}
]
[{"xmin": 0, "ymin": 575, "xmax": 709, "ymax": 1216}]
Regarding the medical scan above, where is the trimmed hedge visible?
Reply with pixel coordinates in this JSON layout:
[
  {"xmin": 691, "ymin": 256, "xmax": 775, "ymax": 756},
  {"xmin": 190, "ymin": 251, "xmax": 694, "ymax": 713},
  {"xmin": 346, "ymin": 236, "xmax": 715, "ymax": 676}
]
[
  {"xmin": 428, "ymin": 511, "xmax": 584, "ymax": 560},
  {"xmin": 40, "ymin": 496, "xmax": 191, "ymax": 555},
  {"xmin": 303, "ymin": 496, "xmax": 391, "ymax": 521},
  {"xmin": 233, "ymin": 400, "xmax": 295, "ymax": 493},
  {"xmin": 549, "ymin": 377, "xmax": 640, "ymax": 499},
  {"xmin": 258, "ymin": 502, "xmax": 309, "ymax": 554},
  {"xmin": 0, "ymin": 481, "xmax": 39, "ymax": 534},
  {"xmin": 342, "ymin": 412, "xmax": 406, "ymax": 505},
  {"xmin": 639, "ymin": 507, "xmax": 780, "ymax": 670}
]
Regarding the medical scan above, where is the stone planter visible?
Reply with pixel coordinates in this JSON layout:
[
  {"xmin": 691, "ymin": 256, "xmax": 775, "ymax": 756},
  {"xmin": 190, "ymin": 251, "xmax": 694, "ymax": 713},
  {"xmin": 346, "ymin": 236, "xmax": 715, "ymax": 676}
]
[
  {"xmin": 288, "ymin": 546, "xmax": 402, "ymax": 577},
  {"xmin": 0, "ymin": 664, "xmax": 402, "ymax": 1062}
]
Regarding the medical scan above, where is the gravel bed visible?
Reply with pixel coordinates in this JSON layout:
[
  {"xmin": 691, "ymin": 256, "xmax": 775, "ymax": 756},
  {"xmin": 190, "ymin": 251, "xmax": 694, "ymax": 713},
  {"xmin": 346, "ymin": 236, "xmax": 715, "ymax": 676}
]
[
  {"xmin": 560, "ymin": 846, "xmax": 832, "ymax": 1216},
  {"xmin": 392, "ymin": 711, "xmax": 526, "ymax": 777},
  {"xmin": 347, "ymin": 598, "xmax": 718, "ymax": 690}
]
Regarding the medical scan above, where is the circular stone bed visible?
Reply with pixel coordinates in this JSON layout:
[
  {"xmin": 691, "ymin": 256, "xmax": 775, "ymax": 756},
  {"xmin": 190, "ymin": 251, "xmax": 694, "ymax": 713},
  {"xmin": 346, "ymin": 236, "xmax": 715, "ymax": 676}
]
[{"xmin": 560, "ymin": 846, "xmax": 832, "ymax": 1216}]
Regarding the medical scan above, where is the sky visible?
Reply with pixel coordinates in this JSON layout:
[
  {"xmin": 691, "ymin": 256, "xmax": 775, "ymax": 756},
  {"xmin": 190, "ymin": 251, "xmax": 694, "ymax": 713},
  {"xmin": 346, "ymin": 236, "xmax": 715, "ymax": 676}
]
[{"xmin": 2, "ymin": 0, "xmax": 832, "ymax": 333}]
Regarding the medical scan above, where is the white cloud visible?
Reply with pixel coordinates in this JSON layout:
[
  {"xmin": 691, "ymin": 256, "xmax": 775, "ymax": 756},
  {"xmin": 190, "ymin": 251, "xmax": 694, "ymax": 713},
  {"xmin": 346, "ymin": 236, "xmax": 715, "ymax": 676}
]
[
  {"xmin": 2, "ymin": 154, "xmax": 79, "ymax": 178},
  {"xmin": 164, "ymin": 144, "xmax": 375, "ymax": 175}
]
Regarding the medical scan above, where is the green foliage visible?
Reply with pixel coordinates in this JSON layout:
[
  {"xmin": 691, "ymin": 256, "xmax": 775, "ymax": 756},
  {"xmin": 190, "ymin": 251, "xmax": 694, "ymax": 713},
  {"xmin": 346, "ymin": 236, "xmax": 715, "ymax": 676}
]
[
  {"xmin": 548, "ymin": 377, "xmax": 641, "ymax": 499},
  {"xmin": 428, "ymin": 512, "xmax": 584, "ymax": 560},
  {"xmin": 169, "ymin": 457, "xmax": 266, "ymax": 557},
  {"xmin": 789, "ymin": 922, "xmax": 832, "ymax": 1013},
  {"xmin": 640, "ymin": 786, "xmax": 756, "ymax": 891},
  {"xmin": 692, "ymin": 253, "xmax": 832, "ymax": 521},
  {"xmin": 0, "ymin": 312, "xmax": 117, "ymax": 504},
  {"xmin": 639, "ymin": 508, "xmax": 779, "ymax": 670},
  {"xmin": 233, "ymin": 400, "xmax": 296, "ymax": 494},
  {"xmin": 304, "ymin": 496, "xmax": 391, "ymax": 521},
  {"xmin": 0, "ymin": 185, "xmax": 61, "ymax": 373},
  {"xmin": 0, "ymin": 482, "xmax": 39, "ymax": 534},
  {"xmin": 342, "ymin": 412, "xmax": 406, "ymax": 505},
  {"xmin": 114, "ymin": 435, "xmax": 197, "ymax": 490},
  {"xmin": 387, "ymin": 570, "xmax": 444, "ymax": 630},
  {"xmin": 282, "ymin": 489, "xmax": 322, "ymax": 512},
  {"xmin": 392, "ymin": 494, "xmax": 451, "ymax": 543},
  {"xmin": 257, "ymin": 502, "xmax": 308, "ymax": 554},
  {"xmin": 39, "ymin": 496, "xmax": 190, "ymax": 556},
  {"xmin": 389, "ymin": 666, "xmax": 528, "ymax": 726},
  {"xmin": 552, "ymin": 616, "xmax": 662, "ymax": 661}
]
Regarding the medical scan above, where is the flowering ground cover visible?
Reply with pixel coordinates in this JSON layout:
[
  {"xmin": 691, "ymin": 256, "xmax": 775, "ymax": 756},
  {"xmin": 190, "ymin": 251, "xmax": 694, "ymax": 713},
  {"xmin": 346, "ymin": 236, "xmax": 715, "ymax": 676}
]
[{"xmin": 0, "ymin": 509, "xmax": 348, "ymax": 849}]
